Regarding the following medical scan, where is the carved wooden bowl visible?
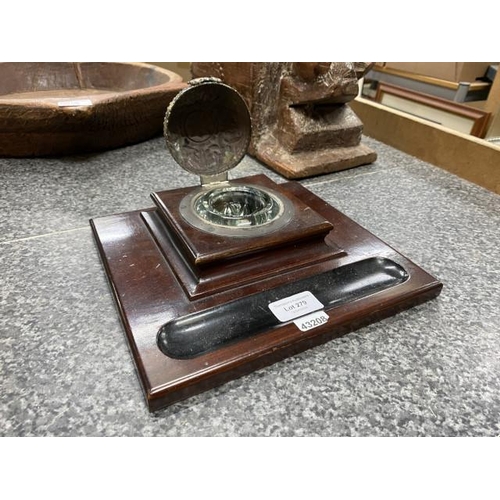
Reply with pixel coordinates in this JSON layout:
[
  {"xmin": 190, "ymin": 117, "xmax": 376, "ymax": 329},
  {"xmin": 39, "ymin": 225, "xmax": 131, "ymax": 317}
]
[{"xmin": 0, "ymin": 62, "xmax": 186, "ymax": 157}]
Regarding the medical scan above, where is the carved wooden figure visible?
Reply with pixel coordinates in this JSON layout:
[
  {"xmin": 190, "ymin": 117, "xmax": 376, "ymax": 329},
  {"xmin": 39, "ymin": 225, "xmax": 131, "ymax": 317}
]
[{"xmin": 191, "ymin": 62, "xmax": 377, "ymax": 178}]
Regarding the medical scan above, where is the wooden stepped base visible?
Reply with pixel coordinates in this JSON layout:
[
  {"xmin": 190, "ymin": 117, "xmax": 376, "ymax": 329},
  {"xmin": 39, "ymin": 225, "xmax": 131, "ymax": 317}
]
[{"xmin": 90, "ymin": 175, "xmax": 442, "ymax": 412}]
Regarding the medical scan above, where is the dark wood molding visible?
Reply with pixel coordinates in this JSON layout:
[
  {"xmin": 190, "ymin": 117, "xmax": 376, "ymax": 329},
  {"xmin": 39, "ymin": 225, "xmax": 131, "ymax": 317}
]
[
  {"xmin": 91, "ymin": 176, "xmax": 442, "ymax": 411},
  {"xmin": 375, "ymin": 82, "xmax": 491, "ymax": 137}
]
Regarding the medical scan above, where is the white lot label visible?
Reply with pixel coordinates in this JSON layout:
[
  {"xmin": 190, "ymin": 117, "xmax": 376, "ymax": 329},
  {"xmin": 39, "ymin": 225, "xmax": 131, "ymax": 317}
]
[
  {"xmin": 268, "ymin": 291, "xmax": 324, "ymax": 322},
  {"xmin": 58, "ymin": 99, "xmax": 93, "ymax": 107},
  {"xmin": 294, "ymin": 310, "xmax": 329, "ymax": 332}
]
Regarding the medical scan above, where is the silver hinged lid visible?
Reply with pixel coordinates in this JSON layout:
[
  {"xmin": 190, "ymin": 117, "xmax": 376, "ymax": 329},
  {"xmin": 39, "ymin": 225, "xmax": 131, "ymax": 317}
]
[{"xmin": 164, "ymin": 77, "xmax": 251, "ymax": 178}]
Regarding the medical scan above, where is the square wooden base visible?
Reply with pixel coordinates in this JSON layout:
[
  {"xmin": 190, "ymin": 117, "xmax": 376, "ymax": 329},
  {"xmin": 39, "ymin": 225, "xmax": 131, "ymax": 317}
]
[{"xmin": 90, "ymin": 177, "xmax": 442, "ymax": 411}]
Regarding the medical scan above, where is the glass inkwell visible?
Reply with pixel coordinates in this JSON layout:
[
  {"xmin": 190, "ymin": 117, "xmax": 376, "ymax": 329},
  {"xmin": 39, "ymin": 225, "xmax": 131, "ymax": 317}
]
[{"xmin": 164, "ymin": 77, "xmax": 292, "ymax": 237}]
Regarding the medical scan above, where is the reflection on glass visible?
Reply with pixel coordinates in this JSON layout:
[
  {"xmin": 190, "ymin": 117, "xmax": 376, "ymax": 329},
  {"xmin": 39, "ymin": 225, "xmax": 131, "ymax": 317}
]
[{"xmin": 194, "ymin": 186, "xmax": 282, "ymax": 227}]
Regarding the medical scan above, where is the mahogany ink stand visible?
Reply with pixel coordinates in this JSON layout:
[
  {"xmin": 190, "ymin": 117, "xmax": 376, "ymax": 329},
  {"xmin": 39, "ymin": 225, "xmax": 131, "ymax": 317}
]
[{"xmin": 90, "ymin": 79, "xmax": 442, "ymax": 412}]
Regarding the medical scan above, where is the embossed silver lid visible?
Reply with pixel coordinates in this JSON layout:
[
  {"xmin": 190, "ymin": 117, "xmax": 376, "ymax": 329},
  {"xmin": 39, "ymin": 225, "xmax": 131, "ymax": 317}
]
[{"xmin": 164, "ymin": 77, "xmax": 251, "ymax": 177}]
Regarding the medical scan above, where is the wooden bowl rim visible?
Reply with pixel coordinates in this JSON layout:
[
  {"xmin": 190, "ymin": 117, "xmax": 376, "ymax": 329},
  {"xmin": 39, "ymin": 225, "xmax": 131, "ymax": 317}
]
[{"xmin": 0, "ymin": 62, "xmax": 184, "ymax": 110}]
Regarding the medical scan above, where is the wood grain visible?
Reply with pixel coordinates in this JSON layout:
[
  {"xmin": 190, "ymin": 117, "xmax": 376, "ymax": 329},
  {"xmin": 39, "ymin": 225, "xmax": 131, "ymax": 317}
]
[
  {"xmin": 191, "ymin": 63, "xmax": 376, "ymax": 178},
  {"xmin": 351, "ymin": 97, "xmax": 500, "ymax": 194},
  {"xmin": 375, "ymin": 82, "xmax": 491, "ymax": 138},
  {"xmin": 91, "ymin": 176, "xmax": 442, "ymax": 411},
  {"xmin": 0, "ymin": 62, "xmax": 186, "ymax": 157}
]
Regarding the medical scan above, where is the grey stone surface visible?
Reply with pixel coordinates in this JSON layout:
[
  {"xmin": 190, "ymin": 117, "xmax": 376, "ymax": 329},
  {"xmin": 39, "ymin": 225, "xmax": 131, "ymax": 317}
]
[
  {"xmin": 0, "ymin": 139, "xmax": 199, "ymax": 243},
  {"xmin": 0, "ymin": 137, "xmax": 288, "ymax": 245},
  {"xmin": 1, "ymin": 136, "xmax": 499, "ymax": 436}
]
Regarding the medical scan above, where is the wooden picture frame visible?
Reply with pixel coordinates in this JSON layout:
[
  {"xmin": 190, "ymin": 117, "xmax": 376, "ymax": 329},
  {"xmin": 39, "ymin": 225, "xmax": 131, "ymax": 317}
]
[{"xmin": 375, "ymin": 82, "xmax": 490, "ymax": 138}]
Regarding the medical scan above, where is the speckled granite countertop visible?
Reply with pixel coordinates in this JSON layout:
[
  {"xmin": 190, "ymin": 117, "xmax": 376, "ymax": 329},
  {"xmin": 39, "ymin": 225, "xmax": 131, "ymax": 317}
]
[{"xmin": 1, "ymin": 136, "xmax": 499, "ymax": 436}]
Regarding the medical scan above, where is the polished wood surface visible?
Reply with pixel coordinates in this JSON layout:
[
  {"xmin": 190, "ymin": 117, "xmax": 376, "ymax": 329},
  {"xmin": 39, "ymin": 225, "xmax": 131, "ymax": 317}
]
[
  {"xmin": 142, "ymin": 210, "xmax": 344, "ymax": 300},
  {"xmin": 91, "ymin": 176, "xmax": 442, "ymax": 411},
  {"xmin": 152, "ymin": 174, "xmax": 333, "ymax": 266},
  {"xmin": 0, "ymin": 62, "xmax": 186, "ymax": 157}
]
